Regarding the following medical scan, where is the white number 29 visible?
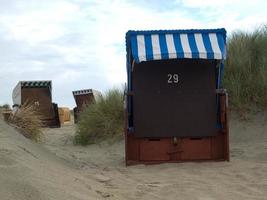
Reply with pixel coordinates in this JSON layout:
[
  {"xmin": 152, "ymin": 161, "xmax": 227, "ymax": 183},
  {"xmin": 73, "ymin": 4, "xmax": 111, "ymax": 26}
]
[{"xmin": 167, "ymin": 74, "xmax": 179, "ymax": 84}]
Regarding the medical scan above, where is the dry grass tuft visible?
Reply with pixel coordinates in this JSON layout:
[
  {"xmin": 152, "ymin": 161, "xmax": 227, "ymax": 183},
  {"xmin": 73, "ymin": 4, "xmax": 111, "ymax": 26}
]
[
  {"xmin": 1, "ymin": 104, "xmax": 11, "ymax": 110},
  {"xmin": 1, "ymin": 104, "xmax": 12, "ymax": 121},
  {"xmin": 9, "ymin": 101, "xmax": 44, "ymax": 142}
]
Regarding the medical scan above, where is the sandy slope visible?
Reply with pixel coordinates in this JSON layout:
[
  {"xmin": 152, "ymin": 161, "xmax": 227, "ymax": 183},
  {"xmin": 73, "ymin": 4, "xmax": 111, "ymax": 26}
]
[
  {"xmin": 1, "ymin": 112, "xmax": 267, "ymax": 200},
  {"xmin": 0, "ymin": 119, "xmax": 108, "ymax": 200},
  {"xmin": 42, "ymin": 113, "xmax": 267, "ymax": 200}
]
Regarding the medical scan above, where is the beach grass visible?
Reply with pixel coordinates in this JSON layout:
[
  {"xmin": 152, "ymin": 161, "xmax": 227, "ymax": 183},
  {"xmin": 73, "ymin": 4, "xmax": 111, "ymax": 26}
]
[
  {"xmin": 224, "ymin": 25, "xmax": 267, "ymax": 111},
  {"xmin": 74, "ymin": 88, "xmax": 124, "ymax": 145}
]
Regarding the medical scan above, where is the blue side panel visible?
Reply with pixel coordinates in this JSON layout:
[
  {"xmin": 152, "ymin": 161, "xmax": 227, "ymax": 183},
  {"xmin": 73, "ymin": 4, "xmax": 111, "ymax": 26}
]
[
  {"xmin": 144, "ymin": 35, "xmax": 153, "ymax": 61},
  {"xmin": 215, "ymin": 62, "xmax": 225, "ymax": 89},
  {"xmin": 219, "ymin": 62, "xmax": 224, "ymax": 88},
  {"xmin": 173, "ymin": 33, "xmax": 184, "ymax": 58},
  {"xmin": 188, "ymin": 33, "xmax": 199, "ymax": 59},
  {"xmin": 216, "ymin": 63, "xmax": 221, "ymax": 129},
  {"xmin": 216, "ymin": 63, "xmax": 221, "ymax": 89},
  {"xmin": 202, "ymin": 34, "xmax": 214, "ymax": 59},
  {"xmin": 216, "ymin": 62, "xmax": 225, "ymax": 129},
  {"xmin": 216, "ymin": 32, "xmax": 226, "ymax": 59},
  {"xmin": 131, "ymin": 35, "xmax": 139, "ymax": 63},
  {"xmin": 125, "ymin": 32, "xmax": 133, "ymax": 129},
  {"xmin": 159, "ymin": 34, "xmax": 169, "ymax": 60},
  {"xmin": 126, "ymin": 45, "xmax": 132, "ymax": 128}
]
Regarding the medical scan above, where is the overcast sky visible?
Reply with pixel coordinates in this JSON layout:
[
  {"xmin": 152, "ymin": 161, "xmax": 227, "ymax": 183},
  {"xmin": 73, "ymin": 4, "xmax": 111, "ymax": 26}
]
[{"xmin": 0, "ymin": 0, "xmax": 266, "ymax": 107}]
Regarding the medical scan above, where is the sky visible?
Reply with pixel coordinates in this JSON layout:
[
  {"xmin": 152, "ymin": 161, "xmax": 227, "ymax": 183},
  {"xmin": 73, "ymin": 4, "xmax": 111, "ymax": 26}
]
[{"xmin": 0, "ymin": 0, "xmax": 266, "ymax": 108}]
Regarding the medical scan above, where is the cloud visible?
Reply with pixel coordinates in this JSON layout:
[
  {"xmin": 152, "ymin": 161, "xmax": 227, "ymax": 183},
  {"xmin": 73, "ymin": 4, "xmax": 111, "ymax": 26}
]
[
  {"xmin": 0, "ymin": 0, "xmax": 266, "ymax": 107},
  {"xmin": 180, "ymin": 0, "xmax": 267, "ymax": 31}
]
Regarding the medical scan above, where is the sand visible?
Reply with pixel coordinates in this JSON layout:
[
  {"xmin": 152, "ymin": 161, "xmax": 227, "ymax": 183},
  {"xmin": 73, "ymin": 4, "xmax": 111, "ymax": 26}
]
[{"xmin": 1, "ymin": 112, "xmax": 267, "ymax": 200}]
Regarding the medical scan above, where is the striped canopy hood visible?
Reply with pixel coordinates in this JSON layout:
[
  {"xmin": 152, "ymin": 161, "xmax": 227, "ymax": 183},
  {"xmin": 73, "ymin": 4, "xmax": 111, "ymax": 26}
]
[
  {"xmin": 126, "ymin": 28, "xmax": 226, "ymax": 63},
  {"xmin": 72, "ymin": 89, "xmax": 102, "ymax": 102},
  {"xmin": 20, "ymin": 81, "xmax": 52, "ymax": 88},
  {"xmin": 12, "ymin": 80, "xmax": 52, "ymax": 106}
]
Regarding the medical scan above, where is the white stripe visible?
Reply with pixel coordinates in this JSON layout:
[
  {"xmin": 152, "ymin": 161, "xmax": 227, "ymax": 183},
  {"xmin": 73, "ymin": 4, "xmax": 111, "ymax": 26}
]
[
  {"xmin": 136, "ymin": 35, "xmax": 146, "ymax": 62},
  {"xmin": 194, "ymin": 33, "xmax": 207, "ymax": 59},
  {"xmin": 165, "ymin": 34, "xmax": 177, "ymax": 59},
  {"xmin": 209, "ymin": 33, "xmax": 222, "ymax": 59},
  {"xmin": 180, "ymin": 34, "xmax": 192, "ymax": 58},
  {"xmin": 151, "ymin": 34, "xmax": 161, "ymax": 60}
]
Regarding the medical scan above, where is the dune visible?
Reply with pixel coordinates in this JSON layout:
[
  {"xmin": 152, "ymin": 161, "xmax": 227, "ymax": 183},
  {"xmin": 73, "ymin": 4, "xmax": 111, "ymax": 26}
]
[
  {"xmin": 0, "ymin": 119, "xmax": 108, "ymax": 200},
  {"xmin": 1, "ymin": 112, "xmax": 267, "ymax": 200}
]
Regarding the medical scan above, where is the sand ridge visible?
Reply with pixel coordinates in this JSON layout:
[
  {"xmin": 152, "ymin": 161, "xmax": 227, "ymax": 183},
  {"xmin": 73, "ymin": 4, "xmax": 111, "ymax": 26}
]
[{"xmin": 0, "ymin": 119, "xmax": 106, "ymax": 200}]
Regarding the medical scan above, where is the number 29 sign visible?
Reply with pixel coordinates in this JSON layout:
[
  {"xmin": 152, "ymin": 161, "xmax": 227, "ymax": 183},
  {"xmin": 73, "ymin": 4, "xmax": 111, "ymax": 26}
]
[{"xmin": 167, "ymin": 74, "xmax": 179, "ymax": 84}]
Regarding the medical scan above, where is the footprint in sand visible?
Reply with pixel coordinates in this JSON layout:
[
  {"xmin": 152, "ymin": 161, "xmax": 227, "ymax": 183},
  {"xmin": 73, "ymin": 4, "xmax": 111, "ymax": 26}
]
[
  {"xmin": 94, "ymin": 174, "xmax": 118, "ymax": 189},
  {"xmin": 135, "ymin": 182, "xmax": 162, "ymax": 197},
  {"xmin": 96, "ymin": 190, "xmax": 113, "ymax": 198},
  {"xmin": 0, "ymin": 155, "xmax": 16, "ymax": 166},
  {"xmin": 0, "ymin": 148, "xmax": 12, "ymax": 154},
  {"xmin": 256, "ymin": 152, "xmax": 267, "ymax": 161},
  {"xmin": 94, "ymin": 174, "xmax": 111, "ymax": 183},
  {"xmin": 0, "ymin": 148, "xmax": 16, "ymax": 166},
  {"xmin": 231, "ymin": 148, "xmax": 244, "ymax": 158},
  {"xmin": 145, "ymin": 182, "xmax": 162, "ymax": 188}
]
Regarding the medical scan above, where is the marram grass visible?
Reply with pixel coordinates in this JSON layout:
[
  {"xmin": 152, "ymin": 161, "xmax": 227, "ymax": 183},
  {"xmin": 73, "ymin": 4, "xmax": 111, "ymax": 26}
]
[
  {"xmin": 224, "ymin": 25, "xmax": 267, "ymax": 111},
  {"xmin": 74, "ymin": 88, "xmax": 124, "ymax": 145}
]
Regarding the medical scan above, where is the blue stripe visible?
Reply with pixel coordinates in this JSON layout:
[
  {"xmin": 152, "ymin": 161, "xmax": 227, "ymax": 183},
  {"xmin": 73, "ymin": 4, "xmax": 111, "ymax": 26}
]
[
  {"xmin": 216, "ymin": 33, "xmax": 225, "ymax": 59},
  {"xmin": 188, "ymin": 33, "xmax": 199, "ymax": 59},
  {"xmin": 173, "ymin": 33, "xmax": 184, "ymax": 58},
  {"xmin": 127, "ymin": 28, "xmax": 226, "ymax": 37},
  {"xmin": 144, "ymin": 35, "xmax": 153, "ymax": 61},
  {"xmin": 159, "ymin": 34, "xmax": 169, "ymax": 59},
  {"xmin": 202, "ymin": 34, "xmax": 214, "ymax": 59},
  {"xmin": 131, "ymin": 35, "xmax": 139, "ymax": 62}
]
